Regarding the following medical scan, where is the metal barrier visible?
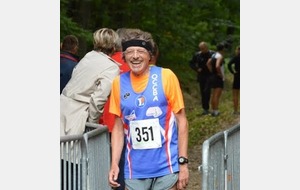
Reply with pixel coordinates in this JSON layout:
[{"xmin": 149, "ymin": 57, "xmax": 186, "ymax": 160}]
[
  {"xmin": 199, "ymin": 124, "xmax": 240, "ymax": 190},
  {"xmin": 60, "ymin": 123, "xmax": 111, "ymax": 190}
]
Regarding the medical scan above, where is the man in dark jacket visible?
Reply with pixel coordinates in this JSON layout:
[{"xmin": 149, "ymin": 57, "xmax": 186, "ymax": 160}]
[
  {"xmin": 189, "ymin": 41, "xmax": 215, "ymax": 115},
  {"xmin": 60, "ymin": 35, "xmax": 80, "ymax": 94}
]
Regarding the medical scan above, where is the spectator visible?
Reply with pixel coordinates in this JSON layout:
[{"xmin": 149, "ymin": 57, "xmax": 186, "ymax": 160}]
[
  {"xmin": 207, "ymin": 43, "xmax": 226, "ymax": 117},
  {"xmin": 60, "ymin": 28, "xmax": 120, "ymax": 137},
  {"xmin": 60, "ymin": 28, "xmax": 120, "ymax": 189},
  {"xmin": 228, "ymin": 45, "xmax": 240, "ymax": 115},
  {"xmin": 108, "ymin": 29, "xmax": 189, "ymax": 190},
  {"xmin": 189, "ymin": 41, "xmax": 215, "ymax": 115},
  {"xmin": 60, "ymin": 35, "xmax": 79, "ymax": 94}
]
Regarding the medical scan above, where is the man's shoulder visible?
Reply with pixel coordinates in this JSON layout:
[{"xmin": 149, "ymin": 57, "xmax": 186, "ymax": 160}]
[
  {"xmin": 60, "ymin": 51, "xmax": 79, "ymax": 63},
  {"xmin": 208, "ymin": 50, "xmax": 216, "ymax": 55},
  {"xmin": 192, "ymin": 51, "xmax": 201, "ymax": 57}
]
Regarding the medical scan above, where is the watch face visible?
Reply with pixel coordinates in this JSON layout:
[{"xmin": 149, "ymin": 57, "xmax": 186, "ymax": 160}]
[
  {"xmin": 179, "ymin": 158, "xmax": 183, "ymax": 163},
  {"xmin": 178, "ymin": 157, "xmax": 188, "ymax": 164}
]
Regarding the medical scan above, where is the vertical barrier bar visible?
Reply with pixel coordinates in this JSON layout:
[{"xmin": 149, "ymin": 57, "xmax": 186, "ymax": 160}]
[
  {"xmin": 68, "ymin": 142, "xmax": 71, "ymax": 190},
  {"xmin": 72, "ymin": 141, "xmax": 76, "ymax": 190},
  {"xmin": 224, "ymin": 131, "xmax": 228, "ymax": 190},
  {"xmin": 81, "ymin": 135, "xmax": 88, "ymax": 190},
  {"xmin": 225, "ymin": 125, "xmax": 240, "ymax": 190},
  {"xmin": 201, "ymin": 140, "xmax": 210, "ymax": 190}
]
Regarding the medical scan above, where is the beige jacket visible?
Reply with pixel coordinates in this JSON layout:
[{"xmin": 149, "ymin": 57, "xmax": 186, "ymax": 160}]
[{"xmin": 60, "ymin": 50, "xmax": 120, "ymax": 137}]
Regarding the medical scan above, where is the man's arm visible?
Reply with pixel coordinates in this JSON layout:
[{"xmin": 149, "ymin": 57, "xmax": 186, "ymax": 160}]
[
  {"xmin": 174, "ymin": 109, "xmax": 189, "ymax": 190},
  {"xmin": 189, "ymin": 52, "xmax": 201, "ymax": 72},
  {"xmin": 227, "ymin": 57, "xmax": 236, "ymax": 74},
  {"xmin": 108, "ymin": 116, "xmax": 124, "ymax": 188}
]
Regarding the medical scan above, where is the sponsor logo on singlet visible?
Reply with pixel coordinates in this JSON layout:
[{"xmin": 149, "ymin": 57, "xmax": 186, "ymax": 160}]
[
  {"xmin": 151, "ymin": 73, "xmax": 159, "ymax": 102},
  {"xmin": 136, "ymin": 95, "xmax": 146, "ymax": 108}
]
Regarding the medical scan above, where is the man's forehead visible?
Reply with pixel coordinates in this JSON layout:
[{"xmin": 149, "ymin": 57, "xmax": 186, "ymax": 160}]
[{"xmin": 126, "ymin": 46, "xmax": 147, "ymax": 51}]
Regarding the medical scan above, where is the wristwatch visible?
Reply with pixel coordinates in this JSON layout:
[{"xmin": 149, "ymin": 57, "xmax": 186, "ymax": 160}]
[{"xmin": 178, "ymin": 156, "xmax": 189, "ymax": 165}]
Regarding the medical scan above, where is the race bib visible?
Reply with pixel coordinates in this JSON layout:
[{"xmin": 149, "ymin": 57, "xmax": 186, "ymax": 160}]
[{"xmin": 129, "ymin": 118, "xmax": 162, "ymax": 149}]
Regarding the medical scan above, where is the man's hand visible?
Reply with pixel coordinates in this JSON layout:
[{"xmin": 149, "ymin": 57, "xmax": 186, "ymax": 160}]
[
  {"xmin": 177, "ymin": 164, "xmax": 189, "ymax": 190},
  {"xmin": 108, "ymin": 164, "xmax": 120, "ymax": 188}
]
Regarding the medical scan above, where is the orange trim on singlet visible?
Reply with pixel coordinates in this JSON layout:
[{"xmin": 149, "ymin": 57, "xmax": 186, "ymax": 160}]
[{"xmin": 109, "ymin": 68, "xmax": 185, "ymax": 117}]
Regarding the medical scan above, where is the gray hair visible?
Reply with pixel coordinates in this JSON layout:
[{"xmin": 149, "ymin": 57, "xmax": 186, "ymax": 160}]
[
  {"xmin": 115, "ymin": 28, "xmax": 131, "ymax": 51},
  {"xmin": 121, "ymin": 29, "xmax": 155, "ymax": 54}
]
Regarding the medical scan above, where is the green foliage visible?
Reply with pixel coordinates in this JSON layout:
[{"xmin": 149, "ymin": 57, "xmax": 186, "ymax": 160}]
[
  {"xmin": 60, "ymin": 0, "xmax": 240, "ymax": 60},
  {"xmin": 60, "ymin": 16, "xmax": 93, "ymax": 42},
  {"xmin": 60, "ymin": 0, "xmax": 240, "ymax": 147},
  {"xmin": 61, "ymin": 0, "xmax": 94, "ymax": 57}
]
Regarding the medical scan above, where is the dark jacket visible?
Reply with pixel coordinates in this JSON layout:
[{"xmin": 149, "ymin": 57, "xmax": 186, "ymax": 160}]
[
  {"xmin": 228, "ymin": 54, "xmax": 240, "ymax": 75},
  {"xmin": 189, "ymin": 50, "xmax": 215, "ymax": 81},
  {"xmin": 60, "ymin": 51, "xmax": 79, "ymax": 94}
]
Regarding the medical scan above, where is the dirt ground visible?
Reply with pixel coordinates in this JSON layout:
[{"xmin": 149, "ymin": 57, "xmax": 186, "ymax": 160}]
[
  {"xmin": 187, "ymin": 142, "xmax": 203, "ymax": 190},
  {"xmin": 186, "ymin": 117, "xmax": 240, "ymax": 190}
]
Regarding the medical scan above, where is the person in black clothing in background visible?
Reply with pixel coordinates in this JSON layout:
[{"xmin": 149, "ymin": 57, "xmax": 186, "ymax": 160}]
[
  {"xmin": 189, "ymin": 41, "xmax": 215, "ymax": 115},
  {"xmin": 60, "ymin": 35, "xmax": 80, "ymax": 94},
  {"xmin": 228, "ymin": 45, "xmax": 240, "ymax": 115}
]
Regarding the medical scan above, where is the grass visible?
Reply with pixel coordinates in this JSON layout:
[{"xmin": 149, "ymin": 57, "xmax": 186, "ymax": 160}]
[{"xmin": 164, "ymin": 60, "xmax": 240, "ymax": 148}]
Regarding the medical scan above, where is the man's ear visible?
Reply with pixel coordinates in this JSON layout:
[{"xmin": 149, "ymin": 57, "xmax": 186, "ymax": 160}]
[
  {"xmin": 122, "ymin": 53, "xmax": 126, "ymax": 62},
  {"xmin": 149, "ymin": 52, "xmax": 153, "ymax": 61}
]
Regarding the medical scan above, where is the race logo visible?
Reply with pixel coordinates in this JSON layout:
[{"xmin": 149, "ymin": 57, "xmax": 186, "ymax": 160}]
[{"xmin": 135, "ymin": 95, "xmax": 146, "ymax": 108}]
